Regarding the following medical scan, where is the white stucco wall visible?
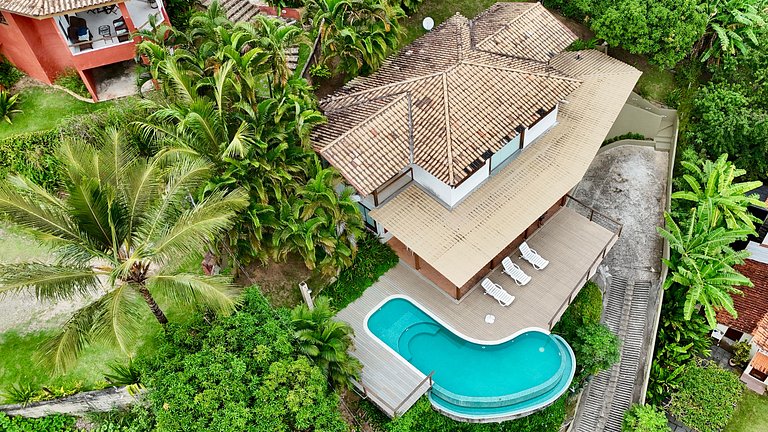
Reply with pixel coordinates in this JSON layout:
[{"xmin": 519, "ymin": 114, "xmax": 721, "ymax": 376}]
[
  {"xmin": 525, "ymin": 105, "xmax": 558, "ymax": 147},
  {"xmin": 412, "ymin": 164, "xmax": 454, "ymax": 205}
]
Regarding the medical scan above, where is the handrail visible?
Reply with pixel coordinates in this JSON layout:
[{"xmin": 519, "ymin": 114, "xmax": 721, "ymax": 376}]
[
  {"xmin": 393, "ymin": 371, "xmax": 434, "ymax": 413},
  {"xmin": 547, "ymin": 225, "xmax": 620, "ymax": 330},
  {"xmin": 564, "ymin": 193, "xmax": 623, "ymax": 234}
]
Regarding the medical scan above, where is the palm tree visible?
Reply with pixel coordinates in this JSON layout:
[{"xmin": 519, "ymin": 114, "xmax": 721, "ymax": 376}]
[
  {"xmin": 672, "ymin": 153, "xmax": 764, "ymax": 230},
  {"xmin": 252, "ymin": 15, "xmax": 308, "ymax": 88},
  {"xmin": 698, "ymin": 0, "xmax": 767, "ymax": 62},
  {"xmin": 657, "ymin": 203, "xmax": 753, "ymax": 327},
  {"xmin": 291, "ymin": 296, "xmax": 361, "ymax": 389},
  {"xmin": 0, "ymin": 129, "xmax": 248, "ymax": 371}
]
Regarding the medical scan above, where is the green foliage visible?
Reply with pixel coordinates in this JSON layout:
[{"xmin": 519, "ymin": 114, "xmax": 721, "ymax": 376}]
[
  {"xmin": 0, "ymin": 413, "xmax": 76, "ymax": 432},
  {"xmin": 688, "ymin": 83, "xmax": 768, "ymax": 180},
  {"xmin": 88, "ymin": 406, "xmax": 156, "ymax": 432},
  {"xmin": 0, "ymin": 130, "xmax": 248, "ymax": 372},
  {"xmin": 321, "ymin": 232, "xmax": 399, "ymax": 309},
  {"xmin": 308, "ymin": 0, "xmax": 404, "ymax": 76},
  {"xmin": 0, "ymin": 129, "xmax": 61, "ymax": 190},
  {"xmin": 730, "ymin": 341, "xmax": 752, "ymax": 367},
  {"xmin": 291, "ymin": 296, "xmax": 361, "ymax": 389},
  {"xmin": 162, "ymin": 0, "xmax": 196, "ymax": 29},
  {"xmin": 0, "ymin": 90, "xmax": 21, "ymax": 124},
  {"xmin": 725, "ymin": 390, "xmax": 768, "ymax": 432},
  {"xmin": 602, "ymin": 132, "xmax": 649, "ymax": 146},
  {"xmin": 622, "ymin": 404, "xmax": 671, "ymax": 432},
  {"xmin": 566, "ymin": 38, "xmax": 600, "ymax": 51},
  {"xmin": 1, "ymin": 382, "xmax": 36, "ymax": 405},
  {"xmin": 552, "ymin": 281, "xmax": 614, "ymax": 387},
  {"xmin": 0, "ymin": 56, "xmax": 23, "ymax": 90},
  {"xmin": 139, "ymin": 287, "xmax": 349, "ymax": 432},
  {"xmin": 698, "ymin": 0, "xmax": 767, "ymax": 62},
  {"xmin": 385, "ymin": 395, "xmax": 566, "ymax": 432},
  {"xmin": 398, "ymin": 0, "xmax": 424, "ymax": 14},
  {"xmin": 53, "ymin": 69, "xmax": 89, "ymax": 99},
  {"xmin": 667, "ymin": 361, "xmax": 744, "ymax": 432},
  {"xmin": 309, "ymin": 63, "xmax": 333, "ymax": 79},
  {"xmin": 592, "ymin": 0, "xmax": 707, "ymax": 68},
  {"xmin": 572, "ymin": 323, "xmax": 621, "ymax": 384},
  {"xmin": 137, "ymin": 5, "xmax": 363, "ymax": 277}
]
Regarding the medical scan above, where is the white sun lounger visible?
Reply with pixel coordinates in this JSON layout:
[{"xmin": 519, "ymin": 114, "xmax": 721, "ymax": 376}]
[
  {"xmin": 519, "ymin": 241, "xmax": 549, "ymax": 270},
  {"xmin": 501, "ymin": 257, "xmax": 531, "ymax": 286},
  {"xmin": 481, "ymin": 278, "xmax": 515, "ymax": 306}
]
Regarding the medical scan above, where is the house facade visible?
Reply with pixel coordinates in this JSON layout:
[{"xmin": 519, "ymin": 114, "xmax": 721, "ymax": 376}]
[
  {"xmin": 311, "ymin": 2, "xmax": 640, "ymax": 302},
  {"xmin": 0, "ymin": 0, "xmax": 168, "ymax": 100},
  {"xmin": 715, "ymin": 241, "xmax": 768, "ymax": 394}
]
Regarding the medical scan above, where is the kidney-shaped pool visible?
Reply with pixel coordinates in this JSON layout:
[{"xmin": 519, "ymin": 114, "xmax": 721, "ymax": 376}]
[{"xmin": 366, "ymin": 297, "xmax": 575, "ymax": 421}]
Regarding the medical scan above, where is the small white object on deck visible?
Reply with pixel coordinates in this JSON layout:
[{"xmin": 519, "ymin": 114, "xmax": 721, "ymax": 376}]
[
  {"xmin": 485, "ymin": 314, "xmax": 495, "ymax": 324},
  {"xmin": 299, "ymin": 281, "xmax": 314, "ymax": 310}
]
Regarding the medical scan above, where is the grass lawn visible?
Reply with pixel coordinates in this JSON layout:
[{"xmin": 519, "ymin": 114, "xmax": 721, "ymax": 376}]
[
  {"xmin": 634, "ymin": 65, "xmax": 677, "ymax": 106},
  {"xmin": 725, "ymin": 390, "xmax": 768, "ymax": 432},
  {"xmin": 401, "ymin": 0, "xmax": 502, "ymax": 45},
  {"xmin": 0, "ymin": 87, "xmax": 111, "ymax": 139}
]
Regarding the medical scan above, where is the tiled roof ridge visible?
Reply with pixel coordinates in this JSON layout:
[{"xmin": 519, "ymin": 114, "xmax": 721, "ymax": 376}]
[
  {"xmin": 322, "ymin": 71, "xmax": 446, "ymax": 111},
  {"xmin": 458, "ymin": 59, "xmax": 581, "ymax": 83},
  {"xmin": 441, "ymin": 73, "xmax": 455, "ymax": 184},
  {"xmin": 320, "ymin": 92, "xmax": 411, "ymax": 156},
  {"xmin": 473, "ymin": 2, "xmax": 539, "ymax": 49}
]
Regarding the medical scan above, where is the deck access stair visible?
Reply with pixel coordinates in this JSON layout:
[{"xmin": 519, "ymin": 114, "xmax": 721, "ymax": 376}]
[{"xmin": 573, "ymin": 277, "xmax": 653, "ymax": 432}]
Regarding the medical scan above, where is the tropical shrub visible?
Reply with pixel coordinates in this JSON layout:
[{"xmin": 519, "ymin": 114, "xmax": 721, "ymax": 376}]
[
  {"xmin": 139, "ymin": 287, "xmax": 349, "ymax": 432},
  {"xmin": 0, "ymin": 56, "xmax": 23, "ymax": 90},
  {"xmin": 0, "ymin": 413, "xmax": 76, "ymax": 432},
  {"xmin": 307, "ymin": 0, "xmax": 404, "ymax": 76},
  {"xmin": 567, "ymin": 38, "xmax": 601, "ymax": 51},
  {"xmin": 697, "ymin": 0, "xmax": 768, "ymax": 62},
  {"xmin": 602, "ymin": 132, "xmax": 649, "ymax": 146},
  {"xmin": 731, "ymin": 341, "xmax": 752, "ymax": 367},
  {"xmin": 0, "ymin": 129, "xmax": 61, "ymax": 190},
  {"xmin": 552, "ymin": 281, "xmax": 616, "ymax": 387},
  {"xmin": 622, "ymin": 404, "xmax": 670, "ymax": 432},
  {"xmin": 291, "ymin": 296, "xmax": 361, "ymax": 388},
  {"xmin": 54, "ymin": 69, "xmax": 89, "ymax": 99},
  {"xmin": 0, "ymin": 90, "xmax": 21, "ymax": 124},
  {"xmin": 0, "ymin": 131, "xmax": 248, "ymax": 371},
  {"xmin": 87, "ymin": 405, "xmax": 155, "ymax": 432},
  {"xmin": 572, "ymin": 323, "xmax": 620, "ymax": 385},
  {"xmin": 385, "ymin": 395, "xmax": 566, "ymax": 432},
  {"xmin": 137, "ymin": 5, "xmax": 364, "ymax": 277},
  {"xmin": 309, "ymin": 63, "xmax": 332, "ymax": 79},
  {"xmin": 687, "ymin": 83, "xmax": 768, "ymax": 180},
  {"xmin": 321, "ymin": 232, "xmax": 398, "ymax": 309},
  {"xmin": 590, "ymin": 0, "xmax": 708, "ymax": 67},
  {"xmin": 667, "ymin": 361, "xmax": 744, "ymax": 432}
]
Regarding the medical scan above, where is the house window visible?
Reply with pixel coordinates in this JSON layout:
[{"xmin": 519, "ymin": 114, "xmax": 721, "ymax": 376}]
[
  {"xmin": 724, "ymin": 327, "xmax": 744, "ymax": 341},
  {"xmin": 358, "ymin": 203, "xmax": 377, "ymax": 232},
  {"xmin": 749, "ymin": 367, "xmax": 768, "ymax": 382},
  {"xmin": 0, "ymin": 12, "xmax": 8, "ymax": 25}
]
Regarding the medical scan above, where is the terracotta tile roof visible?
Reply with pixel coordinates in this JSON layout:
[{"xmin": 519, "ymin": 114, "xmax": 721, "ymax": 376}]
[
  {"xmin": 369, "ymin": 50, "xmax": 641, "ymax": 287},
  {"xmin": 0, "ymin": 0, "xmax": 116, "ymax": 16},
  {"xmin": 717, "ymin": 257, "xmax": 768, "ymax": 350},
  {"xmin": 716, "ymin": 259, "xmax": 768, "ymax": 351},
  {"xmin": 752, "ymin": 351, "xmax": 768, "ymax": 374},
  {"xmin": 311, "ymin": 2, "xmax": 581, "ymax": 195}
]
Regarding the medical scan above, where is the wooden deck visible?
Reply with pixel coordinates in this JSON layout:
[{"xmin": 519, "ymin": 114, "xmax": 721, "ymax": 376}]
[{"xmin": 336, "ymin": 207, "xmax": 617, "ymax": 416}]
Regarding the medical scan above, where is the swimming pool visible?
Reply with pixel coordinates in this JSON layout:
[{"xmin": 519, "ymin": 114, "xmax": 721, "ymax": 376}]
[{"xmin": 366, "ymin": 296, "xmax": 575, "ymax": 421}]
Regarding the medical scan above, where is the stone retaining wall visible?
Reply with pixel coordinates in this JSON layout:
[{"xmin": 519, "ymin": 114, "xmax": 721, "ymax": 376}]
[{"xmin": 0, "ymin": 386, "xmax": 138, "ymax": 418}]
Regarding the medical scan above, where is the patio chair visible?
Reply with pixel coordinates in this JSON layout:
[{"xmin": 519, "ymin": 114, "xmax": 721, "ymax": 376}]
[
  {"xmin": 481, "ymin": 278, "xmax": 515, "ymax": 307},
  {"xmin": 501, "ymin": 257, "xmax": 531, "ymax": 286},
  {"xmin": 519, "ymin": 241, "xmax": 549, "ymax": 270}
]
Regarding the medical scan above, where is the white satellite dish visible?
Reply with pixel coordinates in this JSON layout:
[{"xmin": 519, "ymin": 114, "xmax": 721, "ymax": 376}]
[{"xmin": 422, "ymin": 17, "xmax": 434, "ymax": 31}]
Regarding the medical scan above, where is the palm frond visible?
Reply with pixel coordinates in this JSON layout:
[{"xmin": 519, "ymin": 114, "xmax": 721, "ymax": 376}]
[
  {"xmin": 0, "ymin": 263, "xmax": 99, "ymax": 300},
  {"xmin": 148, "ymin": 273, "xmax": 241, "ymax": 316}
]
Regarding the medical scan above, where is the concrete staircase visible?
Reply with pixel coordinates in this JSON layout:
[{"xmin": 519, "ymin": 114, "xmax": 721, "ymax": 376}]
[{"xmin": 574, "ymin": 278, "xmax": 653, "ymax": 432}]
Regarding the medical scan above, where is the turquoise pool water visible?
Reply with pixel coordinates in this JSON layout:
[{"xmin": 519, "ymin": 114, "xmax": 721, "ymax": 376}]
[{"xmin": 366, "ymin": 297, "xmax": 575, "ymax": 420}]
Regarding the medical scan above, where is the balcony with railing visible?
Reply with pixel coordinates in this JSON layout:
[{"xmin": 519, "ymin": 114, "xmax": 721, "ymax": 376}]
[{"xmin": 54, "ymin": 0, "xmax": 164, "ymax": 55}]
